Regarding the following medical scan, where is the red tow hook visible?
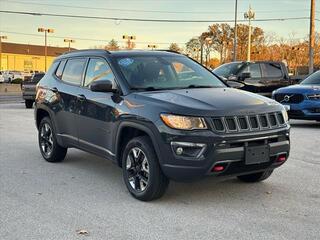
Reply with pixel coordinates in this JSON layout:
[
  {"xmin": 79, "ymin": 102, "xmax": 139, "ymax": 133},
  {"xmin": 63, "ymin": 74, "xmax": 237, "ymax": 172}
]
[{"xmin": 277, "ymin": 154, "xmax": 287, "ymax": 162}]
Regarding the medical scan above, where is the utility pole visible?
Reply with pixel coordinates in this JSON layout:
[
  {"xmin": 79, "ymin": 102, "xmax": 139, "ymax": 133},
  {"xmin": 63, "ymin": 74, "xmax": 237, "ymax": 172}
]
[
  {"xmin": 64, "ymin": 39, "xmax": 75, "ymax": 52},
  {"xmin": 244, "ymin": 6, "xmax": 255, "ymax": 62},
  {"xmin": 122, "ymin": 35, "xmax": 136, "ymax": 49},
  {"xmin": 38, "ymin": 28, "xmax": 54, "ymax": 72},
  {"xmin": 308, "ymin": 0, "xmax": 315, "ymax": 74},
  {"xmin": 233, "ymin": 0, "xmax": 238, "ymax": 61},
  {"xmin": 0, "ymin": 35, "xmax": 8, "ymax": 71}
]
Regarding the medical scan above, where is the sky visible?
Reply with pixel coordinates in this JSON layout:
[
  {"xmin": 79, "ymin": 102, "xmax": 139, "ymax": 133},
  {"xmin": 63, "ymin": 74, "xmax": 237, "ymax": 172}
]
[{"xmin": 0, "ymin": 0, "xmax": 319, "ymax": 50}]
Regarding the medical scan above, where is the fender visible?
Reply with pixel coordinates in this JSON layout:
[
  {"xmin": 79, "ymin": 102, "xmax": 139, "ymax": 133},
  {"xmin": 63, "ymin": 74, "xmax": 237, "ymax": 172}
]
[{"xmin": 114, "ymin": 120, "xmax": 162, "ymax": 167}]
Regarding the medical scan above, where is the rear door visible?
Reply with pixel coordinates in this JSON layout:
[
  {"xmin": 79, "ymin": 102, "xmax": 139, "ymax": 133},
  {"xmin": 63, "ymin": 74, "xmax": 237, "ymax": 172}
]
[
  {"xmin": 260, "ymin": 62, "xmax": 290, "ymax": 94},
  {"xmin": 54, "ymin": 58, "xmax": 87, "ymax": 146},
  {"xmin": 76, "ymin": 57, "xmax": 117, "ymax": 158}
]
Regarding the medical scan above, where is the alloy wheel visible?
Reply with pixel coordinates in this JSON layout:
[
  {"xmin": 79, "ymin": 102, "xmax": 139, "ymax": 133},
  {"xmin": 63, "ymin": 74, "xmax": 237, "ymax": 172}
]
[
  {"xmin": 126, "ymin": 147, "xmax": 150, "ymax": 192},
  {"xmin": 40, "ymin": 123, "xmax": 54, "ymax": 157}
]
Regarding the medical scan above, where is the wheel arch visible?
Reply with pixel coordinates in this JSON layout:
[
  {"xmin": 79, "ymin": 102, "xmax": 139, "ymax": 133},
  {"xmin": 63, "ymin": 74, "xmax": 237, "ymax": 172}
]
[{"xmin": 115, "ymin": 121, "xmax": 162, "ymax": 167}]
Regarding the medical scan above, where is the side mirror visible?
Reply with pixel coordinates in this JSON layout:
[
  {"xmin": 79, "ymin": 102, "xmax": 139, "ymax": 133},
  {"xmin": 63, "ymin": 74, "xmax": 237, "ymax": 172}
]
[
  {"xmin": 238, "ymin": 72, "xmax": 251, "ymax": 81},
  {"xmin": 89, "ymin": 80, "xmax": 116, "ymax": 93}
]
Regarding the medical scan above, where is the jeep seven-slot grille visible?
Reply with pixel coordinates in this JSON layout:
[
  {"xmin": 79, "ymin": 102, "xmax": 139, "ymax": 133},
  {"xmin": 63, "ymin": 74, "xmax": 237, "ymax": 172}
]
[{"xmin": 211, "ymin": 112, "xmax": 285, "ymax": 133}]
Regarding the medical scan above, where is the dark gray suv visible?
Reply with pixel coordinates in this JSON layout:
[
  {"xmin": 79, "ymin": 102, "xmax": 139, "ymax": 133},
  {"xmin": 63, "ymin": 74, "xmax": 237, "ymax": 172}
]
[{"xmin": 35, "ymin": 50, "xmax": 290, "ymax": 201}]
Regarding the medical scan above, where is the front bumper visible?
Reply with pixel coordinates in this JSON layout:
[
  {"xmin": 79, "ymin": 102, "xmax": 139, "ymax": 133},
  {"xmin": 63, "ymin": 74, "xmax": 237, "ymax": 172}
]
[
  {"xmin": 284, "ymin": 100, "xmax": 320, "ymax": 120},
  {"xmin": 156, "ymin": 126, "xmax": 290, "ymax": 181}
]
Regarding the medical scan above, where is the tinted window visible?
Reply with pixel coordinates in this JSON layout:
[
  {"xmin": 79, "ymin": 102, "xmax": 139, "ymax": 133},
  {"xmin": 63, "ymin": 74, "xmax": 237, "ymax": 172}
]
[
  {"xmin": 261, "ymin": 63, "xmax": 283, "ymax": 78},
  {"xmin": 61, "ymin": 59, "xmax": 86, "ymax": 85},
  {"xmin": 242, "ymin": 63, "xmax": 262, "ymax": 78},
  {"xmin": 116, "ymin": 56, "xmax": 225, "ymax": 90},
  {"xmin": 213, "ymin": 62, "xmax": 243, "ymax": 78},
  {"xmin": 84, "ymin": 58, "xmax": 114, "ymax": 87},
  {"xmin": 301, "ymin": 71, "xmax": 320, "ymax": 85},
  {"xmin": 31, "ymin": 73, "xmax": 45, "ymax": 83},
  {"xmin": 55, "ymin": 60, "xmax": 66, "ymax": 79}
]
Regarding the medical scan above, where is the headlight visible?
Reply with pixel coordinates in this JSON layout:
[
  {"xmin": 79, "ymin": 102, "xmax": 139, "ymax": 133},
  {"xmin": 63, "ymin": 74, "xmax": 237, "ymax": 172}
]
[
  {"xmin": 160, "ymin": 114, "xmax": 207, "ymax": 130},
  {"xmin": 307, "ymin": 94, "xmax": 320, "ymax": 100},
  {"xmin": 282, "ymin": 109, "xmax": 289, "ymax": 123}
]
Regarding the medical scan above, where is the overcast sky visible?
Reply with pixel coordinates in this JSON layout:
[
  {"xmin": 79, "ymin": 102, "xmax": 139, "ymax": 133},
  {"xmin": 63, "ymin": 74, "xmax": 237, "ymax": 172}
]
[{"xmin": 0, "ymin": 0, "xmax": 319, "ymax": 50}]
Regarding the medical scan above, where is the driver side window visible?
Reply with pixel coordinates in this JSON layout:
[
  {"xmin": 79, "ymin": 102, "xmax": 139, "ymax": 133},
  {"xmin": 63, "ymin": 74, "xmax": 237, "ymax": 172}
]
[
  {"xmin": 84, "ymin": 58, "xmax": 114, "ymax": 87},
  {"xmin": 242, "ymin": 63, "xmax": 262, "ymax": 79}
]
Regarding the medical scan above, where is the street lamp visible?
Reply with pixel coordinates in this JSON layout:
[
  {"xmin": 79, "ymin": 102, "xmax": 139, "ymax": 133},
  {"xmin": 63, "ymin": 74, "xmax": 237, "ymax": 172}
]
[
  {"xmin": 0, "ymin": 35, "xmax": 8, "ymax": 71},
  {"xmin": 64, "ymin": 39, "xmax": 75, "ymax": 52},
  {"xmin": 38, "ymin": 27, "xmax": 54, "ymax": 71},
  {"xmin": 122, "ymin": 35, "xmax": 136, "ymax": 49},
  {"xmin": 244, "ymin": 6, "xmax": 255, "ymax": 62},
  {"xmin": 148, "ymin": 44, "xmax": 157, "ymax": 50}
]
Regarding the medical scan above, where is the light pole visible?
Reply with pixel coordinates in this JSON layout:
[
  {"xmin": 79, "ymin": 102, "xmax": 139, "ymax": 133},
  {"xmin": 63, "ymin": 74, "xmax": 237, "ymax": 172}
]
[
  {"xmin": 244, "ymin": 6, "xmax": 255, "ymax": 62},
  {"xmin": 0, "ymin": 35, "xmax": 8, "ymax": 71},
  {"xmin": 64, "ymin": 39, "xmax": 75, "ymax": 52},
  {"xmin": 38, "ymin": 27, "xmax": 54, "ymax": 71},
  {"xmin": 308, "ymin": 0, "xmax": 315, "ymax": 74},
  {"xmin": 122, "ymin": 35, "xmax": 136, "ymax": 49},
  {"xmin": 148, "ymin": 44, "xmax": 157, "ymax": 50},
  {"xmin": 233, "ymin": 0, "xmax": 238, "ymax": 61}
]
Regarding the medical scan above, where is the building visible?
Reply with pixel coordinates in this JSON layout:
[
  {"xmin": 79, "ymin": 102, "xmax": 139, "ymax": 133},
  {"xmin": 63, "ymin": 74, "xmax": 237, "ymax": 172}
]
[{"xmin": 0, "ymin": 42, "xmax": 75, "ymax": 72}]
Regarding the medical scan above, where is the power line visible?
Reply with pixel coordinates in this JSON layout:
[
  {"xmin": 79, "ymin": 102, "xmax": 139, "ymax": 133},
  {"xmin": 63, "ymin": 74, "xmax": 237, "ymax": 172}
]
[
  {"xmin": 0, "ymin": 30, "xmax": 186, "ymax": 45},
  {"xmin": 1, "ymin": 0, "xmax": 311, "ymax": 14},
  {"xmin": 0, "ymin": 10, "xmax": 312, "ymax": 23}
]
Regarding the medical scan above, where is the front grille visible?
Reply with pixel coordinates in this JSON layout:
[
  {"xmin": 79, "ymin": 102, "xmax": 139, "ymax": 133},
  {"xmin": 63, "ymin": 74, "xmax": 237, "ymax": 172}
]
[
  {"xmin": 274, "ymin": 93, "xmax": 304, "ymax": 104},
  {"xmin": 211, "ymin": 112, "xmax": 286, "ymax": 133}
]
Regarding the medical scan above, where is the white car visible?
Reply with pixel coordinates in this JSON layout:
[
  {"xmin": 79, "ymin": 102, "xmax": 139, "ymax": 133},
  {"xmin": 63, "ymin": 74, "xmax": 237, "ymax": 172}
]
[
  {"xmin": 3, "ymin": 71, "xmax": 23, "ymax": 83},
  {"xmin": 0, "ymin": 71, "xmax": 4, "ymax": 83}
]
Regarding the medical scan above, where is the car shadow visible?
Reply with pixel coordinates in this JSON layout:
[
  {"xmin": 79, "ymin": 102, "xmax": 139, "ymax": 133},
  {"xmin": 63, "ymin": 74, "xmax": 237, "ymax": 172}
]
[
  {"xmin": 289, "ymin": 120, "xmax": 320, "ymax": 129},
  {"xmin": 62, "ymin": 149, "xmax": 282, "ymax": 204}
]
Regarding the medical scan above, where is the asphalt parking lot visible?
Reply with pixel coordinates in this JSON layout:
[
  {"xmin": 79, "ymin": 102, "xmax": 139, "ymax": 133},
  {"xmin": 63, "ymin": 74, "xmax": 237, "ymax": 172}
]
[{"xmin": 1, "ymin": 101, "xmax": 319, "ymax": 240}]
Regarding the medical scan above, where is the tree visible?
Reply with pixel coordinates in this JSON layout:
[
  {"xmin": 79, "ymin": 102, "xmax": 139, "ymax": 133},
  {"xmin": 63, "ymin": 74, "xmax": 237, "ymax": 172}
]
[
  {"xmin": 185, "ymin": 38, "xmax": 201, "ymax": 61},
  {"xmin": 169, "ymin": 43, "xmax": 181, "ymax": 53},
  {"xmin": 105, "ymin": 39, "xmax": 120, "ymax": 51}
]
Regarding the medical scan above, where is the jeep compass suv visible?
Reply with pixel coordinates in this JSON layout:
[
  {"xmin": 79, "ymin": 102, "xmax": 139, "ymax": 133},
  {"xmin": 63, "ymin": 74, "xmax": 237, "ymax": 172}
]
[{"xmin": 35, "ymin": 50, "xmax": 290, "ymax": 201}]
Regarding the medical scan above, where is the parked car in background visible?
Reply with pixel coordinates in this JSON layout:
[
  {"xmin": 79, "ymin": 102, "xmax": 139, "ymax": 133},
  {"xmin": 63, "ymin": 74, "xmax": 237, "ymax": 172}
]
[
  {"xmin": 272, "ymin": 70, "xmax": 320, "ymax": 121},
  {"xmin": 22, "ymin": 72, "xmax": 45, "ymax": 108},
  {"xmin": 213, "ymin": 61, "xmax": 302, "ymax": 97},
  {"xmin": 35, "ymin": 50, "xmax": 290, "ymax": 201},
  {"xmin": 0, "ymin": 71, "xmax": 5, "ymax": 83},
  {"xmin": 3, "ymin": 70, "xmax": 23, "ymax": 83}
]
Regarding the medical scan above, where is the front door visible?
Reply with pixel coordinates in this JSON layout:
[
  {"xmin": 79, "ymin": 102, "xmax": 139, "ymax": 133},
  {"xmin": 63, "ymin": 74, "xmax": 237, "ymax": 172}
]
[{"xmin": 76, "ymin": 57, "xmax": 117, "ymax": 158}]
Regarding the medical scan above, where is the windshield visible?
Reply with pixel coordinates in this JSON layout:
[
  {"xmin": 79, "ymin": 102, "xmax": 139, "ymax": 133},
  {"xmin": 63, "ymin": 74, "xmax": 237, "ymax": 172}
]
[
  {"xmin": 115, "ymin": 55, "xmax": 225, "ymax": 90},
  {"xmin": 213, "ymin": 62, "xmax": 243, "ymax": 78},
  {"xmin": 301, "ymin": 71, "xmax": 320, "ymax": 85}
]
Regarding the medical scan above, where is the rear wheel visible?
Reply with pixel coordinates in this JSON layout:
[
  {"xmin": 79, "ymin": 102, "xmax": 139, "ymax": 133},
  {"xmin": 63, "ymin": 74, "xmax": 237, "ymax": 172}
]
[
  {"xmin": 237, "ymin": 170, "xmax": 273, "ymax": 183},
  {"xmin": 25, "ymin": 100, "xmax": 33, "ymax": 109},
  {"xmin": 38, "ymin": 117, "xmax": 67, "ymax": 162},
  {"xmin": 122, "ymin": 136, "xmax": 169, "ymax": 201}
]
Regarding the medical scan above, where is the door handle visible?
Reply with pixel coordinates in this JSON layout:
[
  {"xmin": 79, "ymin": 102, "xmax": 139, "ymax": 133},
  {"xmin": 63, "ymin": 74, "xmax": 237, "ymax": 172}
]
[
  {"xmin": 50, "ymin": 87, "xmax": 59, "ymax": 93},
  {"xmin": 77, "ymin": 94, "xmax": 86, "ymax": 101}
]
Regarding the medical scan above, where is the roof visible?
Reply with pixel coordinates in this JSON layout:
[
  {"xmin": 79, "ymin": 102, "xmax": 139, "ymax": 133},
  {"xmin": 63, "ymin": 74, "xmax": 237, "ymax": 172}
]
[
  {"xmin": 1, "ymin": 42, "xmax": 76, "ymax": 57},
  {"xmin": 56, "ymin": 49, "xmax": 181, "ymax": 60}
]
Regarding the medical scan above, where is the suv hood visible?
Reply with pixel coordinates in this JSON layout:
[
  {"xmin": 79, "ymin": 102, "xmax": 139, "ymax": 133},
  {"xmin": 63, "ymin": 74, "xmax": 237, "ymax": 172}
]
[
  {"xmin": 133, "ymin": 88, "xmax": 282, "ymax": 116},
  {"xmin": 276, "ymin": 84, "xmax": 320, "ymax": 94}
]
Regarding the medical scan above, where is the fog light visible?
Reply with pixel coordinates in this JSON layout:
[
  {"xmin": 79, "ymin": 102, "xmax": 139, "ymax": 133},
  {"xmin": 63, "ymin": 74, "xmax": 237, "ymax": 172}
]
[{"xmin": 176, "ymin": 147, "xmax": 183, "ymax": 155}]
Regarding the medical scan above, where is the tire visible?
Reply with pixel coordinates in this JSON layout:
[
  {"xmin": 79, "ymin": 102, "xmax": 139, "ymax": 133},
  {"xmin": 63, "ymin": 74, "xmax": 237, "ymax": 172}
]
[
  {"xmin": 122, "ymin": 136, "xmax": 169, "ymax": 201},
  {"xmin": 38, "ymin": 117, "xmax": 67, "ymax": 162},
  {"xmin": 25, "ymin": 100, "xmax": 34, "ymax": 109},
  {"xmin": 237, "ymin": 170, "xmax": 273, "ymax": 183}
]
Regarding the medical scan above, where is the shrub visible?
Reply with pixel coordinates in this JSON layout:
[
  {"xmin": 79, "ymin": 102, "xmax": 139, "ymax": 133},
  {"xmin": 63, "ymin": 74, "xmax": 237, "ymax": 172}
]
[{"xmin": 11, "ymin": 78, "xmax": 23, "ymax": 84}]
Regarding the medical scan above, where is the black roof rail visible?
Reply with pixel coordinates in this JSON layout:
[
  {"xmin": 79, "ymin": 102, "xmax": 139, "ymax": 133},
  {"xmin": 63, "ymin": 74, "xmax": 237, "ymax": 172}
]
[
  {"xmin": 157, "ymin": 49, "xmax": 182, "ymax": 54},
  {"xmin": 61, "ymin": 49, "xmax": 111, "ymax": 55}
]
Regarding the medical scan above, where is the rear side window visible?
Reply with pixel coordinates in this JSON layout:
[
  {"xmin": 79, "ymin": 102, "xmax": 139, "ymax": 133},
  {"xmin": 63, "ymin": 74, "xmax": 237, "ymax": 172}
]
[
  {"xmin": 261, "ymin": 63, "xmax": 283, "ymax": 78},
  {"xmin": 61, "ymin": 58, "xmax": 87, "ymax": 85},
  {"xmin": 55, "ymin": 60, "xmax": 66, "ymax": 79}
]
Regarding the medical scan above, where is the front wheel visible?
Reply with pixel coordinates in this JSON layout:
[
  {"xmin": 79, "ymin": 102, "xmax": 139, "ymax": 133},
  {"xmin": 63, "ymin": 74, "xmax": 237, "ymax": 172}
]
[
  {"xmin": 38, "ymin": 117, "xmax": 67, "ymax": 162},
  {"xmin": 25, "ymin": 100, "xmax": 34, "ymax": 108},
  {"xmin": 237, "ymin": 170, "xmax": 273, "ymax": 183},
  {"xmin": 122, "ymin": 136, "xmax": 169, "ymax": 201}
]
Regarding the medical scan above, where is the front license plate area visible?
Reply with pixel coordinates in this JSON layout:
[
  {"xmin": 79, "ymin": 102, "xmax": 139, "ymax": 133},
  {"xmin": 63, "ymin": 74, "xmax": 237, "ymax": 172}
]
[{"xmin": 245, "ymin": 145, "xmax": 270, "ymax": 165}]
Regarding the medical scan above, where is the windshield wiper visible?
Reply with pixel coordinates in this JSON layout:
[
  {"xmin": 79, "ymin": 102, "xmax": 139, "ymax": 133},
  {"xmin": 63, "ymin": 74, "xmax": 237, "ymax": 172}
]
[
  {"xmin": 186, "ymin": 84, "xmax": 218, "ymax": 89},
  {"xmin": 131, "ymin": 87, "xmax": 161, "ymax": 91}
]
